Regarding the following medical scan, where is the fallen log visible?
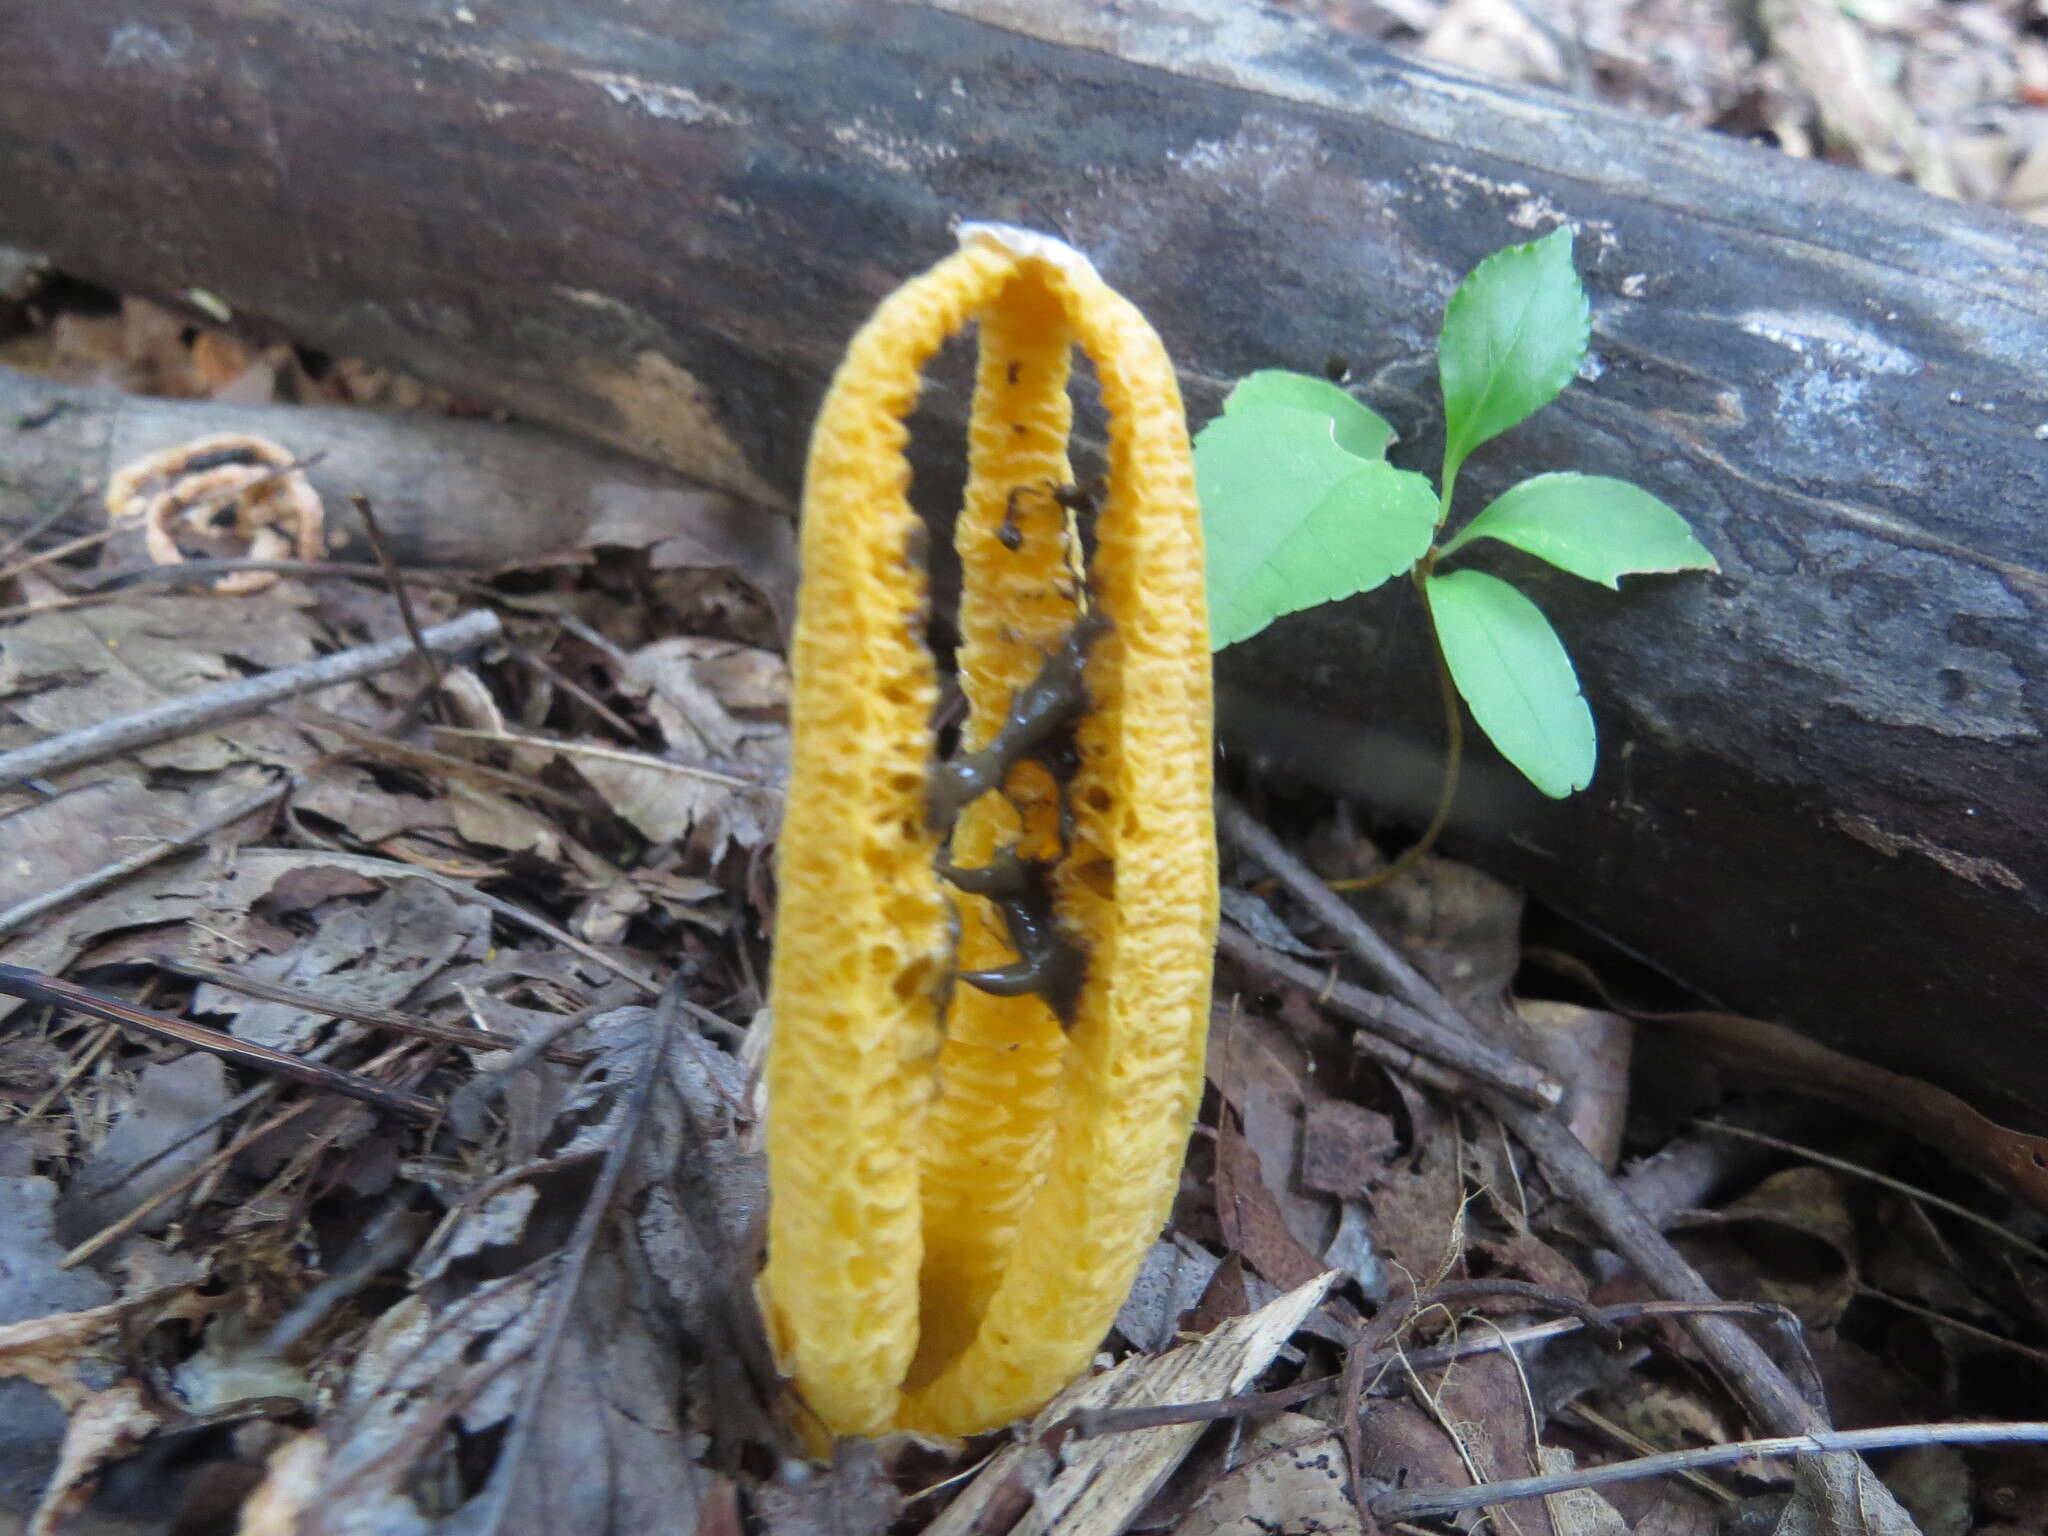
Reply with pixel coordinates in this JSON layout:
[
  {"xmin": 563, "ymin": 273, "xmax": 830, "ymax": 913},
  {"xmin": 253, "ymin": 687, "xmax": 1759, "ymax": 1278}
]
[
  {"xmin": 2, "ymin": 1, "xmax": 2045, "ymax": 1119},
  {"xmin": 0, "ymin": 366, "xmax": 795, "ymax": 621}
]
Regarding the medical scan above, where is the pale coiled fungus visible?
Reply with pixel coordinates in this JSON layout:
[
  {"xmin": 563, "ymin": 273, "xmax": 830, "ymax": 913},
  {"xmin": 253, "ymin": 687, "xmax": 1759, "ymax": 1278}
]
[{"xmin": 759, "ymin": 226, "xmax": 1216, "ymax": 1440}]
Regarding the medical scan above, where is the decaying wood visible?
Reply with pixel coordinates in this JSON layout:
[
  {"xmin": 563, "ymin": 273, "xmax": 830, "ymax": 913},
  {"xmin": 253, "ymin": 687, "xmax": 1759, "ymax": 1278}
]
[
  {"xmin": 0, "ymin": 367, "xmax": 794, "ymax": 615},
  {"xmin": 2, "ymin": 0, "xmax": 2046, "ymax": 1115}
]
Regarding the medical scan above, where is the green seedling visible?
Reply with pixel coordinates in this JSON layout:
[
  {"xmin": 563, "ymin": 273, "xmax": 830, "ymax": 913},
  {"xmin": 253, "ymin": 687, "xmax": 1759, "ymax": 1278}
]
[{"xmin": 1194, "ymin": 227, "xmax": 1716, "ymax": 881}]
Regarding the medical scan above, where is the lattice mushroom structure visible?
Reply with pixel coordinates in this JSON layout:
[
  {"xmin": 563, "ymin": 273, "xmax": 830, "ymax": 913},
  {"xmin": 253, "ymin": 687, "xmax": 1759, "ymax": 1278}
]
[{"xmin": 759, "ymin": 225, "xmax": 1216, "ymax": 1440}]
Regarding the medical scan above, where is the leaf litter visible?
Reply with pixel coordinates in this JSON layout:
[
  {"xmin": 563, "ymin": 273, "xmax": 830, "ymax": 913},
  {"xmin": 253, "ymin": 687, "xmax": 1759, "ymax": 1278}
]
[{"xmin": 0, "ymin": 286, "xmax": 2045, "ymax": 1536}]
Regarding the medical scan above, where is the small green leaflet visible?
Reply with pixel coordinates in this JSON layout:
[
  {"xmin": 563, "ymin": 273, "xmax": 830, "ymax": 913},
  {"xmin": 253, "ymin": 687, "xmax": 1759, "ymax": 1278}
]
[
  {"xmin": 1438, "ymin": 226, "xmax": 1590, "ymax": 496},
  {"xmin": 1222, "ymin": 370, "xmax": 1396, "ymax": 460},
  {"xmin": 1195, "ymin": 404, "xmax": 1439, "ymax": 651},
  {"xmin": 1439, "ymin": 473, "xmax": 1719, "ymax": 588},
  {"xmin": 1426, "ymin": 569, "xmax": 1594, "ymax": 798}
]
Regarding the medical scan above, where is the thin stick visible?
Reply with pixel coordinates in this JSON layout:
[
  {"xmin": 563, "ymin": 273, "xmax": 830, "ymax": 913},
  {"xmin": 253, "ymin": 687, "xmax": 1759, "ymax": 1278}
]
[
  {"xmin": 83, "ymin": 557, "xmax": 478, "ymax": 592},
  {"xmin": 1217, "ymin": 792, "xmax": 1900, "ymax": 1524},
  {"xmin": 0, "ymin": 525, "xmax": 117, "ymax": 585},
  {"xmin": 1560, "ymin": 1402, "xmax": 1738, "ymax": 1506},
  {"xmin": 351, "ymin": 493, "xmax": 443, "ymax": 693},
  {"xmin": 1218, "ymin": 921, "xmax": 1560, "ymax": 1107},
  {"xmin": 1372, "ymin": 1422, "xmax": 2048, "ymax": 1521},
  {"xmin": 1218, "ymin": 794, "xmax": 1472, "ymax": 1040},
  {"xmin": 0, "ymin": 778, "xmax": 288, "ymax": 941},
  {"xmin": 21, "ymin": 1021, "xmax": 121, "ymax": 1125},
  {"xmin": 0, "ymin": 608, "xmax": 502, "ymax": 786},
  {"xmin": 428, "ymin": 725, "xmax": 775, "ymax": 791},
  {"xmin": 503, "ymin": 642, "xmax": 642, "ymax": 742},
  {"xmin": 1696, "ymin": 1119, "xmax": 2048, "ymax": 1267},
  {"xmin": 0, "ymin": 965, "xmax": 436, "ymax": 1121},
  {"xmin": 211, "ymin": 848, "xmax": 667, "ymax": 1000},
  {"xmin": 1857, "ymin": 1286, "xmax": 2048, "ymax": 1370},
  {"xmin": 292, "ymin": 709, "xmax": 588, "ymax": 813},
  {"xmin": 61, "ymin": 1097, "xmax": 324, "ymax": 1269},
  {"xmin": 0, "ymin": 487, "xmax": 90, "ymax": 565},
  {"xmin": 151, "ymin": 954, "xmax": 592, "ymax": 1066}
]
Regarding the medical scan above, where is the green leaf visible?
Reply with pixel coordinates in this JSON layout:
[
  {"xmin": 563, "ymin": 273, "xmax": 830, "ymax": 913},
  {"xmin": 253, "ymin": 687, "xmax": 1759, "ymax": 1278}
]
[
  {"xmin": 1439, "ymin": 473, "xmax": 1720, "ymax": 588},
  {"xmin": 1438, "ymin": 227, "xmax": 1590, "ymax": 496},
  {"xmin": 1223, "ymin": 370, "xmax": 1396, "ymax": 460},
  {"xmin": 1195, "ymin": 405, "xmax": 1440, "ymax": 650},
  {"xmin": 1426, "ymin": 569, "xmax": 1594, "ymax": 798}
]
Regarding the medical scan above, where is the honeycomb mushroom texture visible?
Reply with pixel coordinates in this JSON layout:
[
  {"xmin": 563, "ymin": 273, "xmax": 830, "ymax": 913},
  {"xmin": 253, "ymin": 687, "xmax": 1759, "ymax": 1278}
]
[{"xmin": 760, "ymin": 228, "xmax": 1216, "ymax": 1440}]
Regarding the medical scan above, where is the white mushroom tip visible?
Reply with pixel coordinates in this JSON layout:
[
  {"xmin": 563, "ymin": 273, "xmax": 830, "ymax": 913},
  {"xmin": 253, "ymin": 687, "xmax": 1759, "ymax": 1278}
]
[{"xmin": 955, "ymin": 222, "xmax": 1101, "ymax": 284}]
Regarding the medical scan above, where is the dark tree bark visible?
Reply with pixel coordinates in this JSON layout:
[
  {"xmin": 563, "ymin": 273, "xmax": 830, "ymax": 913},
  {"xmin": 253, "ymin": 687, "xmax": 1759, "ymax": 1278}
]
[{"xmin": 3, "ymin": 1, "xmax": 2046, "ymax": 1117}]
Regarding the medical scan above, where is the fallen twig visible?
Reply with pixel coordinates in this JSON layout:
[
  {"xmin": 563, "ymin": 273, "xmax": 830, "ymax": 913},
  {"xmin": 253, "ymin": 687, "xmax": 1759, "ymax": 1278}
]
[
  {"xmin": 0, "ymin": 608, "xmax": 502, "ymax": 786},
  {"xmin": 0, "ymin": 776, "xmax": 288, "ymax": 940},
  {"xmin": 351, "ymin": 493, "xmax": 443, "ymax": 693},
  {"xmin": 82, "ymin": 556, "xmax": 479, "ymax": 592},
  {"xmin": 292, "ymin": 709, "xmax": 589, "ymax": 814},
  {"xmin": 0, "ymin": 964, "xmax": 436, "ymax": 1121},
  {"xmin": 1215, "ymin": 791, "xmax": 1912, "ymax": 1530},
  {"xmin": 428, "ymin": 725, "xmax": 777, "ymax": 791},
  {"xmin": 0, "ymin": 524, "xmax": 118, "ymax": 585},
  {"xmin": 152, "ymin": 954, "xmax": 593, "ymax": 1066},
  {"xmin": 1217, "ymin": 921, "xmax": 1560, "ymax": 1108},
  {"xmin": 1373, "ymin": 1420, "xmax": 2048, "ymax": 1521},
  {"xmin": 1695, "ymin": 1119, "xmax": 2048, "ymax": 1263},
  {"xmin": 1066, "ymin": 1293, "xmax": 1775, "ymax": 1439}
]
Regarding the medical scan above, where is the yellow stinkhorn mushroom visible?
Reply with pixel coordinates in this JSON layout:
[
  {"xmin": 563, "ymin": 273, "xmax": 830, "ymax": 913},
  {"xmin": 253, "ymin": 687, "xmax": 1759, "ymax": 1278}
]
[{"xmin": 759, "ymin": 225, "xmax": 1216, "ymax": 1441}]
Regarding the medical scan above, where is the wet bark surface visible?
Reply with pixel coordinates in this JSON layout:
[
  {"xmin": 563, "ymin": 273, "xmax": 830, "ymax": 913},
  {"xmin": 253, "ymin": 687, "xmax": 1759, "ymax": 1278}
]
[{"xmin": 3, "ymin": 0, "xmax": 2045, "ymax": 1116}]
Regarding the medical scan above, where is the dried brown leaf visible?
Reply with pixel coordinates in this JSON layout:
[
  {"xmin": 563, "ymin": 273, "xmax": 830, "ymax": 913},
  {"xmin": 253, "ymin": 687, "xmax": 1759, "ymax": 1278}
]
[
  {"xmin": 924, "ymin": 1275, "xmax": 1338, "ymax": 1536},
  {"xmin": 1352, "ymin": 1398, "xmax": 1471, "ymax": 1507},
  {"xmin": 1513, "ymin": 1000, "xmax": 1632, "ymax": 1172},
  {"xmin": 1172, "ymin": 1412, "xmax": 1360, "ymax": 1536},
  {"xmin": 1216, "ymin": 1123, "xmax": 1331, "ymax": 1291},
  {"xmin": 292, "ymin": 764, "xmax": 457, "ymax": 844},
  {"xmin": 1340, "ymin": 853, "xmax": 1523, "ymax": 1019},
  {"xmin": 1299, "ymin": 1100, "xmax": 1399, "ymax": 1199},
  {"xmin": 1419, "ymin": 1350, "xmax": 1556, "ymax": 1536},
  {"xmin": 310, "ymin": 1011, "xmax": 760, "ymax": 1535},
  {"xmin": 1365, "ymin": 1137, "xmax": 1466, "ymax": 1287},
  {"xmin": 1536, "ymin": 1445, "xmax": 1632, "ymax": 1536},
  {"xmin": 0, "ymin": 595, "xmax": 374, "ymax": 775},
  {"xmin": 193, "ymin": 873, "xmax": 491, "ymax": 1053},
  {"xmin": 1669, "ymin": 1166, "xmax": 1859, "ymax": 1327},
  {"xmin": 580, "ymin": 487, "xmax": 797, "ymax": 625},
  {"xmin": 29, "ymin": 1380, "xmax": 166, "ymax": 1536},
  {"xmin": 1206, "ymin": 1010, "xmax": 1344, "ymax": 1263},
  {"xmin": 0, "ymin": 778, "xmax": 192, "ymax": 905},
  {"xmin": 55, "ymin": 1053, "xmax": 228, "ymax": 1246}
]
